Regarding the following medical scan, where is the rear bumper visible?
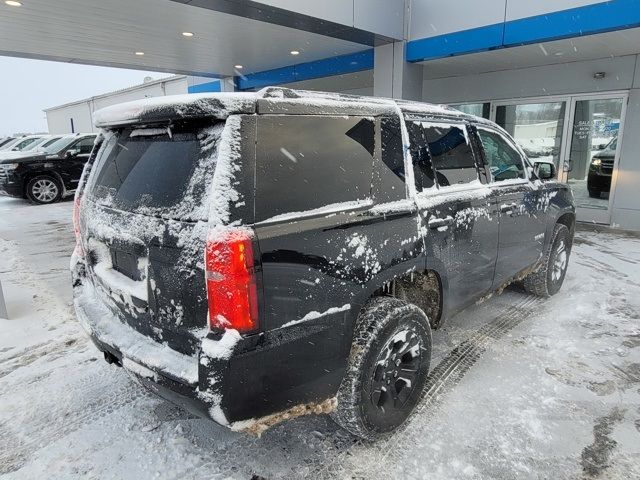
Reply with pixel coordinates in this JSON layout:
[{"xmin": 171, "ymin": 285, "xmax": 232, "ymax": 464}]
[
  {"xmin": 72, "ymin": 278, "xmax": 226, "ymax": 420},
  {"xmin": 71, "ymin": 259, "xmax": 345, "ymax": 429}
]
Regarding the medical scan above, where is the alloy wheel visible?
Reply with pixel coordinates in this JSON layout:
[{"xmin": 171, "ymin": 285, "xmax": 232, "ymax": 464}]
[
  {"xmin": 552, "ymin": 239, "xmax": 568, "ymax": 282},
  {"xmin": 31, "ymin": 179, "xmax": 59, "ymax": 203},
  {"xmin": 369, "ymin": 329, "xmax": 423, "ymax": 413}
]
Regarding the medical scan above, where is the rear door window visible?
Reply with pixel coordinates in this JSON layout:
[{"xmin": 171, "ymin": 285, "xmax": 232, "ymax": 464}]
[
  {"xmin": 255, "ymin": 116, "xmax": 374, "ymax": 222},
  {"xmin": 423, "ymin": 122, "xmax": 479, "ymax": 186}
]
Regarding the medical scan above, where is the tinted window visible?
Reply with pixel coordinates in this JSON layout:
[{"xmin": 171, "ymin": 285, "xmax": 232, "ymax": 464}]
[
  {"xmin": 73, "ymin": 137, "xmax": 96, "ymax": 154},
  {"xmin": 477, "ymin": 128, "xmax": 525, "ymax": 182},
  {"xmin": 255, "ymin": 116, "xmax": 374, "ymax": 222},
  {"xmin": 376, "ymin": 116, "xmax": 406, "ymax": 202},
  {"xmin": 423, "ymin": 122, "xmax": 478, "ymax": 186},
  {"xmin": 407, "ymin": 121, "xmax": 436, "ymax": 192},
  {"xmin": 86, "ymin": 124, "xmax": 218, "ymax": 219}
]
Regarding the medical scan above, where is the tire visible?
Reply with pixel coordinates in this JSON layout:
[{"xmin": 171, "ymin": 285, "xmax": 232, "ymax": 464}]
[
  {"xmin": 26, "ymin": 175, "xmax": 62, "ymax": 204},
  {"xmin": 588, "ymin": 189, "xmax": 601, "ymax": 198},
  {"xmin": 523, "ymin": 223, "xmax": 571, "ymax": 297},
  {"xmin": 332, "ymin": 297, "xmax": 432, "ymax": 441}
]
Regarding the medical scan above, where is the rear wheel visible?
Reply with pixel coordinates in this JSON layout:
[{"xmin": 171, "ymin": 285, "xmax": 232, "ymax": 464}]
[
  {"xmin": 523, "ymin": 223, "xmax": 571, "ymax": 297},
  {"xmin": 26, "ymin": 175, "xmax": 62, "ymax": 204},
  {"xmin": 332, "ymin": 297, "xmax": 432, "ymax": 440}
]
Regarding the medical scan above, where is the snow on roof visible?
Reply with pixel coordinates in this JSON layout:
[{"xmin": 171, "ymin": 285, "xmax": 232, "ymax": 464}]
[
  {"xmin": 93, "ymin": 92, "xmax": 258, "ymax": 127},
  {"xmin": 92, "ymin": 86, "xmax": 479, "ymax": 128}
]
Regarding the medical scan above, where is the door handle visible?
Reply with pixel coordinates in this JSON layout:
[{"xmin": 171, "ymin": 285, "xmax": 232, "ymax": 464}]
[
  {"xmin": 428, "ymin": 216, "xmax": 454, "ymax": 229},
  {"xmin": 499, "ymin": 202, "xmax": 518, "ymax": 213}
]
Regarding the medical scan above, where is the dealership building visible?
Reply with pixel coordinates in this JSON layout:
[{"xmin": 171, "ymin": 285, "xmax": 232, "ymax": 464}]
[{"xmin": 5, "ymin": 0, "xmax": 639, "ymax": 230}]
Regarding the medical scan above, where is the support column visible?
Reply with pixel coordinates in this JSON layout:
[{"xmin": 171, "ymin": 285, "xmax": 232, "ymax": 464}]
[{"xmin": 374, "ymin": 41, "xmax": 423, "ymax": 101}]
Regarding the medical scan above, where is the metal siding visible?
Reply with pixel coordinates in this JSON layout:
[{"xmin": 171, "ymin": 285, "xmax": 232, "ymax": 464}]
[
  {"xmin": 237, "ymin": 50, "xmax": 374, "ymax": 90},
  {"xmin": 409, "ymin": 0, "xmax": 506, "ymax": 41}
]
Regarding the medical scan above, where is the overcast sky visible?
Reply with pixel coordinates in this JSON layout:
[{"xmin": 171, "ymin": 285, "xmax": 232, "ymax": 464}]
[{"xmin": 0, "ymin": 56, "xmax": 172, "ymax": 137}]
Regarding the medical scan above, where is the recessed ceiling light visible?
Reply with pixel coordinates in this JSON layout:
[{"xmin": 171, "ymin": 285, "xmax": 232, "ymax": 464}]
[
  {"xmin": 234, "ymin": 65, "xmax": 243, "ymax": 69},
  {"xmin": 182, "ymin": 32, "xmax": 194, "ymax": 37},
  {"xmin": 134, "ymin": 51, "xmax": 145, "ymax": 56},
  {"xmin": 290, "ymin": 50, "xmax": 300, "ymax": 56},
  {"xmin": 5, "ymin": 1, "xmax": 22, "ymax": 6}
]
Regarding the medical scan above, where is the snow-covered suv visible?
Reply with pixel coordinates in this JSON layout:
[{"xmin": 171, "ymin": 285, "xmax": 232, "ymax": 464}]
[{"xmin": 71, "ymin": 87, "xmax": 575, "ymax": 440}]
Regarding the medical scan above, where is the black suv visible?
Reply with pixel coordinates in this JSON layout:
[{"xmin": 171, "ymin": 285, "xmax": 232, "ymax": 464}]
[
  {"xmin": 587, "ymin": 137, "xmax": 617, "ymax": 198},
  {"xmin": 0, "ymin": 133, "xmax": 97, "ymax": 204},
  {"xmin": 71, "ymin": 88, "xmax": 575, "ymax": 440}
]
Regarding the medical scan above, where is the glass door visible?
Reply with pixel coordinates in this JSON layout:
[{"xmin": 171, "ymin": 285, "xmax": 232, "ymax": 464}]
[
  {"xmin": 562, "ymin": 94, "xmax": 627, "ymax": 224},
  {"xmin": 492, "ymin": 99, "xmax": 570, "ymax": 172}
]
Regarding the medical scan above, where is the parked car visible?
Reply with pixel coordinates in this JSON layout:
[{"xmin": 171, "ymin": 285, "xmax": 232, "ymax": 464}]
[
  {"xmin": 71, "ymin": 88, "xmax": 575, "ymax": 440},
  {"xmin": 587, "ymin": 137, "xmax": 616, "ymax": 198},
  {"xmin": 0, "ymin": 135, "xmax": 46, "ymax": 152},
  {"xmin": 0, "ymin": 133, "xmax": 97, "ymax": 204},
  {"xmin": 0, "ymin": 135, "xmax": 64, "ymax": 160},
  {"xmin": 0, "ymin": 137, "xmax": 16, "ymax": 149}
]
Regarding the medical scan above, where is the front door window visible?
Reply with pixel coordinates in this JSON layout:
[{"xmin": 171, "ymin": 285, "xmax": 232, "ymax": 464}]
[{"xmin": 495, "ymin": 102, "xmax": 566, "ymax": 171}]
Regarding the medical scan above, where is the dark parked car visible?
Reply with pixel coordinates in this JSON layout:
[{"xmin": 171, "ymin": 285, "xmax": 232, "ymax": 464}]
[
  {"xmin": 0, "ymin": 133, "xmax": 97, "ymax": 204},
  {"xmin": 587, "ymin": 137, "xmax": 616, "ymax": 198},
  {"xmin": 0, "ymin": 137, "xmax": 16, "ymax": 149},
  {"xmin": 71, "ymin": 88, "xmax": 575, "ymax": 440}
]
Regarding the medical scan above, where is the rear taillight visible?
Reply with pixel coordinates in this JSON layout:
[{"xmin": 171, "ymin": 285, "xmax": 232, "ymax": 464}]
[
  {"xmin": 205, "ymin": 228, "xmax": 259, "ymax": 333},
  {"xmin": 72, "ymin": 196, "xmax": 84, "ymax": 257}
]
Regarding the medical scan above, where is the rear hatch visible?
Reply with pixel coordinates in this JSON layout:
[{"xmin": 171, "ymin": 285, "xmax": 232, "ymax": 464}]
[{"xmin": 80, "ymin": 122, "xmax": 224, "ymax": 356}]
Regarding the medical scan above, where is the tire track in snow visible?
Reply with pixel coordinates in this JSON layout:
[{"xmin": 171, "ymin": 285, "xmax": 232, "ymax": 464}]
[
  {"xmin": 309, "ymin": 294, "xmax": 541, "ymax": 478},
  {"xmin": 0, "ymin": 366, "xmax": 147, "ymax": 474}
]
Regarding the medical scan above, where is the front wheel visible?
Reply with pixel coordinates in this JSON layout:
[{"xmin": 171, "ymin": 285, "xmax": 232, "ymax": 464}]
[
  {"xmin": 523, "ymin": 223, "xmax": 572, "ymax": 297},
  {"xmin": 332, "ymin": 297, "xmax": 432, "ymax": 441},
  {"xmin": 26, "ymin": 175, "xmax": 62, "ymax": 204}
]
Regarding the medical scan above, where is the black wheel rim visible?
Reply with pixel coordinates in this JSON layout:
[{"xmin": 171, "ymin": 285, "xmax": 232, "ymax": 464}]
[{"xmin": 369, "ymin": 329, "xmax": 423, "ymax": 413}]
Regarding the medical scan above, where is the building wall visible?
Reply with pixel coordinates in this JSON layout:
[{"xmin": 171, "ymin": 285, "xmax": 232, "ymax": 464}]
[
  {"xmin": 612, "ymin": 62, "xmax": 640, "ymax": 229},
  {"xmin": 46, "ymin": 102, "xmax": 93, "ymax": 134},
  {"xmin": 421, "ymin": 55, "xmax": 637, "ymax": 104},
  {"xmin": 45, "ymin": 76, "xmax": 188, "ymax": 134}
]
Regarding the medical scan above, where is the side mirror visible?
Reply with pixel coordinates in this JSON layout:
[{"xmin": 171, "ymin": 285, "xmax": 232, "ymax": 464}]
[
  {"xmin": 64, "ymin": 149, "xmax": 79, "ymax": 158},
  {"xmin": 533, "ymin": 161, "xmax": 556, "ymax": 180}
]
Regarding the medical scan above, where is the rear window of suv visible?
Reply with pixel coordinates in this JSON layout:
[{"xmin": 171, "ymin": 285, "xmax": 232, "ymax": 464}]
[
  {"xmin": 255, "ymin": 115, "xmax": 375, "ymax": 222},
  {"xmin": 86, "ymin": 123, "xmax": 222, "ymax": 220}
]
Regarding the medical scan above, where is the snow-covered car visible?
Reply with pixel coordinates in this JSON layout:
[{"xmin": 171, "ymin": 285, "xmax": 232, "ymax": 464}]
[{"xmin": 71, "ymin": 87, "xmax": 575, "ymax": 440}]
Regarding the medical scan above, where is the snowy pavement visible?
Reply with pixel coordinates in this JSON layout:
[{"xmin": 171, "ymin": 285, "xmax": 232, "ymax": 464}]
[{"xmin": 1, "ymin": 195, "xmax": 639, "ymax": 479}]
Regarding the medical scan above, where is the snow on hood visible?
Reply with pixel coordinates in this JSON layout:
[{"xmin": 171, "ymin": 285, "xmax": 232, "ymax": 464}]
[
  {"xmin": 0, "ymin": 150, "xmax": 46, "ymax": 163},
  {"xmin": 93, "ymin": 92, "xmax": 258, "ymax": 127}
]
